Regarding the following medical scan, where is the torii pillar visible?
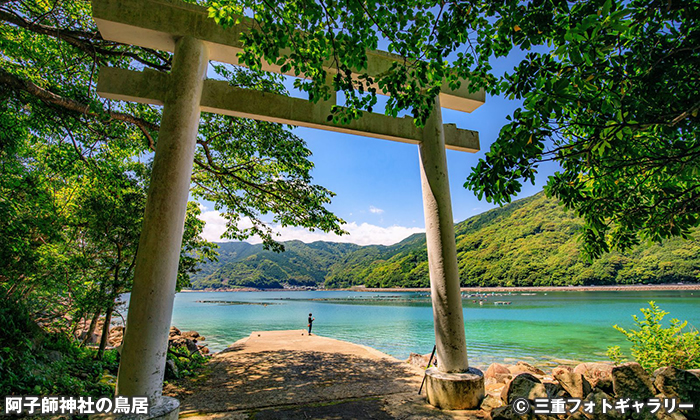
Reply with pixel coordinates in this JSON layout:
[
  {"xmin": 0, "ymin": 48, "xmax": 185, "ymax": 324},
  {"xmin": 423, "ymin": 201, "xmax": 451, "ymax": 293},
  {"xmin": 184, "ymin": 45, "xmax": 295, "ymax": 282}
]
[
  {"xmin": 419, "ymin": 99, "xmax": 484, "ymax": 409},
  {"xmin": 91, "ymin": 0, "xmax": 484, "ymax": 415}
]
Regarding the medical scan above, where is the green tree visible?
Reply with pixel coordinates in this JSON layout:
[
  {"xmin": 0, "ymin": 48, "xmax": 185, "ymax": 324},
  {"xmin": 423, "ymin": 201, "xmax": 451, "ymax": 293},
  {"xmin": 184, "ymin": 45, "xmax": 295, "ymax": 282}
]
[
  {"xmin": 608, "ymin": 302, "xmax": 700, "ymax": 372},
  {"xmin": 209, "ymin": 0, "xmax": 700, "ymax": 257},
  {"xmin": 0, "ymin": 0, "xmax": 344, "ymax": 252}
]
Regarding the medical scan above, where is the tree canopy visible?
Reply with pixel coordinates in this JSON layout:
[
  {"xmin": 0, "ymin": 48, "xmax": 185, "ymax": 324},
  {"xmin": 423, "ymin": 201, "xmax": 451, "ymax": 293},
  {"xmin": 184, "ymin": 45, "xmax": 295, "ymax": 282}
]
[
  {"xmin": 209, "ymin": 0, "xmax": 700, "ymax": 257},
  {"xmin": 0, "ymin": 0, "xmax": 345, "ymax": 355},
  {"xmin": 0, "ymin": 0, "xmax": 344, "ymax": 252}
]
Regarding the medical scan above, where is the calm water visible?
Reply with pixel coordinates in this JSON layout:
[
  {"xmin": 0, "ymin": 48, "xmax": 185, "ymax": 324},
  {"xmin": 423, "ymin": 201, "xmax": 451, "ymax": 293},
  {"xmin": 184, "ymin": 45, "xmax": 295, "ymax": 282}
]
[{"xmin": 167, "ymin": 290, "xmax": 700, "ymax": 367}]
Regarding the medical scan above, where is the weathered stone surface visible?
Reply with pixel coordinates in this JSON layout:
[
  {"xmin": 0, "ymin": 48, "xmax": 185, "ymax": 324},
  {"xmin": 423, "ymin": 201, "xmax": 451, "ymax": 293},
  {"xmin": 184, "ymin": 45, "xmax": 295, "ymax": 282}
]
[
  {"xmin": 553, "ymin": 365, "xmax": 574, "ymax": 376},
  {"xmin": 494, "ymin": 372, "xmax": 514, "ymax": 384},
  {"xmin": 654, "ymin": 367, "xmax": 700, "ymax": 420},
  {"xmin": 405, "ymin": 352, "xmax": 434, "ymax": 369},
  {"xmin": 574, "ymin": 362, "xmax": 613, "ymax": 383},
  {"xmin": 424, "ymin": 367, "xmax": 484, "ymax": 410},
  {"xmin": 554, "ymin": 370, "xmax": 593, "ymax": 399},
  {"xmin": 581, "ymin": 389, "xmax": 625, "ymax": 419},
  {"xmin": 486, "ymin": 381, "xmax": 506, "ymax": 396},
  {"xmin": 181, "ymin": 330, "xmax": 203, "ymax": 341},
  {"xmin": 593, "ymin": 377, "xmax": 614, "ymax": 395},
  {"xmin": 543, "ymin": 381, "xmax": 563, "ymax": 399},
  {"xmin": 565, "ymin": 409, "xmax": 588, "ymax": 420},
  {"xmin": 481, "ymin": 394, "xmax": 504, "ymax": 411},
  {"xmin": 170, "ymin": 337, "xmax": 201, "ymax": 355},
  {"xmin": 487, "ymin": 363, "xmax": 512, "ymax": 378},
  {"xmin": 612, "ymin": 362, "xmax": 656, "ymax": 400},
  {"xmin": 508, "ymin": 361, "xmax": 546, "ymax": 376},
  {"xmin": 655, "ymin": 410, "xmax": 689, "ymax": 420},
  {"xmin": 165, "ymin": 358, "xmax": 179, "ymax": 379},
  {"xmin": 501, "ymin": 373, "xmax": 548, "ymax": 404},
  {"xmin": 169, "ymin": 326, "xmax": 181, "ymax": 337},
  {"xmin": 490, "ymin": 405, "xmax": 537, "ymax": 420},
  {"xmin": 108, "ymin": 326, "xmax": 124, "ymax": 346}
]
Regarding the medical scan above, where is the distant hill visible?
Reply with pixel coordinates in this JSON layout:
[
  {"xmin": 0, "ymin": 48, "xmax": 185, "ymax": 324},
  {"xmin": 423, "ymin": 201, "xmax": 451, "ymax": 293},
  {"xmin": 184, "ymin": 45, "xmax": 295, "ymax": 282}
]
[
  {"xmin": 190, "ymin": 241, "xmax": 362, "ymax": 289},
  {"xmin": 189, "ymin": 192, "xmax": 700, "ymax": 289}
]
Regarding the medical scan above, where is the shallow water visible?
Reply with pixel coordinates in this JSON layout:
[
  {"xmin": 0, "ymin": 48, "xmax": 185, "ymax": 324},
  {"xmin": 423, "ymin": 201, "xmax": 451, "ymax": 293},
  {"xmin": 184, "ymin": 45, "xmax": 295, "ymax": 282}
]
[{"xmin": 167, "ymin": 290, "xmax": 700, "ymax": 367}]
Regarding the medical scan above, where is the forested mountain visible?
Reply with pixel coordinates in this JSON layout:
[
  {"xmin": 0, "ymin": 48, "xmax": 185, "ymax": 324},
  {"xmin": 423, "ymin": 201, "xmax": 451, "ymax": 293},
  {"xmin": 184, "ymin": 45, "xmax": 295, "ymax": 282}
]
[
  {"xmin": 191, "ymin": 192, "xmax": 700, "ymax": 289},
  {"xmin": 191, "ymin": 241, "xmax": 362, "ymax": 289}
]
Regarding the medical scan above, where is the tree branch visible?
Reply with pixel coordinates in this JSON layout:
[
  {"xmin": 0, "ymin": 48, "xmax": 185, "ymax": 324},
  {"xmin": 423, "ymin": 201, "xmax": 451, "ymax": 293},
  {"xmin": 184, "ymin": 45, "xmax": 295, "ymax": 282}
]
[
  {"xmin": 0, "ymin": 67, "xmax": 159, "ymax": 134},
  {"xmin": 0, "ymin": 9, "xmax": 171, "ymax": 71}
]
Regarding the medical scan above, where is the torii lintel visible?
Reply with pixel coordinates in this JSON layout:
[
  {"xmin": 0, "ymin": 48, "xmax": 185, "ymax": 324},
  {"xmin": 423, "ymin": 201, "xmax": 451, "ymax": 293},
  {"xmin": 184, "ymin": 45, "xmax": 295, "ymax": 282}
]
[
  {"xmin": 91, "ymin": 0, "xmax": 485, "ymax": 115},
  {"xmin": 97, "ymin": 67, "xmax": 480, "ymax": 152}
]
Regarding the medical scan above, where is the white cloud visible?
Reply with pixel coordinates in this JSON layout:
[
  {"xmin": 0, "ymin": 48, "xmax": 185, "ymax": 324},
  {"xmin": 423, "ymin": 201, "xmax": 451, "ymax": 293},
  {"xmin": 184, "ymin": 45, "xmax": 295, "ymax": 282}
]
[
  {"xmin": 199, "ymin": 210, "xmax": 254, "ymax": 242},
  {"xmin": 198, "ymin": 211, "xmax": 423, "ymax": 246},
  {"xmin": 369, "ymin": 205, "xmax": 384, "ymax": 214}
]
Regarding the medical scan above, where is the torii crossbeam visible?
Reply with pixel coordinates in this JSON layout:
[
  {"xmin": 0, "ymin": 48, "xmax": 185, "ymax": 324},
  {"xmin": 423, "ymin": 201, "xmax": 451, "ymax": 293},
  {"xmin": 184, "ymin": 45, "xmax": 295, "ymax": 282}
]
[{"xmin": 92, "ymin": 0, "xmax": 485, "ymax": 416}]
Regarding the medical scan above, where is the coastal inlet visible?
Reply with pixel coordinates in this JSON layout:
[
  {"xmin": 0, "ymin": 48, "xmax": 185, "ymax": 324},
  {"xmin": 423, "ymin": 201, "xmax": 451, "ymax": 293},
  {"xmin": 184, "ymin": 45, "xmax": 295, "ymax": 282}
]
[{"xmin": 169, "ymin": 289, "xmax": 700, "ymax": 368}]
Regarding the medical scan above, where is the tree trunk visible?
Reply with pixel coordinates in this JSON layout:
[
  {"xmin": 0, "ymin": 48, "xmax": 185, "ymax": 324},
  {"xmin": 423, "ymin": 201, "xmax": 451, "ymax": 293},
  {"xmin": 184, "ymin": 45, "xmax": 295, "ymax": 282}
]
[
  {"xmin": 82, "ymin": 309, "xmax": 101, "ymax": 346},
  {"xmin": 97, "ymin": 302, "xmax": 113, "ymax": 359}
]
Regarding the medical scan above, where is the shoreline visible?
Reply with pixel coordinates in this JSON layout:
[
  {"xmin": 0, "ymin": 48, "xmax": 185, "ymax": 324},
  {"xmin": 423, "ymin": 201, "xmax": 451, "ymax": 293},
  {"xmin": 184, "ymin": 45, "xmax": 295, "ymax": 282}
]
[
  {"xmin": 351, "ymin": 284, "xmax": 700, "ymax": 293},
  {"xmin": 182, "ymin": 283, "xmax": 700, "ymax": 293}
]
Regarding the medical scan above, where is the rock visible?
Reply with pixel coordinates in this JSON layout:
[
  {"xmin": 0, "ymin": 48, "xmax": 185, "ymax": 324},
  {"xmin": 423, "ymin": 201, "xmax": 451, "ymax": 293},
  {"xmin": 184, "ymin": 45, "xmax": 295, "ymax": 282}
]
[
  {"xmin": 405, "ymin": 352, "xmax": 432, "ymax": 369},
  {"xmin": 553, "ymin": 365, "xmax": 574, "ymax": 376},
  {"xmin": 593, "ymin": 377, "xmax": 614, "ymax": 395},
  {"xmin": 487, "ymin": 363, "xmax": 512, "ymax": 378},
  {"xmin": 554, "ymin": 370, "xmax": 593, "ymax": 399},
  {"xmin": 656, "ymin": 411, "xmax": 690, "ymax": 420},
  {"xmin": 165, "ymin": 358, "xmax": 178, "ymax": 379},
  {"xmin": 508, "ymin": 361, "xmax": 546, "ymax": 377},
  {"xmin": 169, "ymin": 337, "xmax": 201, "ymax": 356},
  {"xmin": 198, "ymin": 345, "xmax": 209, "ymax": 355},
  {"xmin": 481, "ymin": 394, "xmax": 504, "ymax": 411},
  {"xmin": 653, "ymin": 367, "xmax": 700, "ymax": 420},
  {"xmin": 574, "ymin": 362, "xmax": 613, "ymax": 383},
  {"xmin": 493, "ymin": 372, "xmax": 514, "ymax": 384},
  {"xmin": 108, "ymin": 326, "xmax": 124, "ymax": 346},
  {"xmin": 181, "ymin": 330, "xmax": 202, "ymax": 340},
  {"xmin": 169, "ymin": 326, "xmax": 181, "ymax": 337},
  {"xmin": 490, "ymin": 405, "xmax": 536, "ymax": 420},
  {"xmin": 565, "ymin": 410, "xmax": 588, "ymax": 420},
  {"xmin": 486, "ymin": 381, "xmax": 505, "ymax": 396},
  {"xmin": 501, "ymin": 373, "xmax": 548, "ymax": 404},
  {"xmin": 543, "ymin": 381, "xmax": 563, "ymax": 399},
  {"xmin": 581, "ymin": 389, "xmax": 625, "ymax": 419},
  {"xmin": 612, "ymin": 362, "xmax": 656, "ymax": 400}
]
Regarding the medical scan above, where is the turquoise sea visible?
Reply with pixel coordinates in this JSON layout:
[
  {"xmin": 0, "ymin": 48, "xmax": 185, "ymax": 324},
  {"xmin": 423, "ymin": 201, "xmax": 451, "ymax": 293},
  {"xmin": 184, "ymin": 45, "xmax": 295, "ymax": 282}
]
[{"xmin": 168, "ymin": 290, "xmax": 700, "ymax": 368}]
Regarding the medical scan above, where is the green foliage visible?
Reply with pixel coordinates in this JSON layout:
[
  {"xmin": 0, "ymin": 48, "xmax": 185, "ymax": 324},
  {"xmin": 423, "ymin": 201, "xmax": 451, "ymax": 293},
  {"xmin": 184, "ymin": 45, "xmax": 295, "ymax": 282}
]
[
  {"xmin": 1, "ymin": 0, "xmax": 344, "ymax": 255},
  {"xmin": 208, "ymin": 0, "xmax": 700, "ymax": 257},
  {"xmin": 191, "ymin": 241, "xmax": 361, "ymax": 289},
  {"xmin": 0, "ymin": 294, "xmax": 119, "ymax": 398},
  {"xmin": 607, "ymin": 302, "xmax": 700, "ymax": 372},
  {"xmin": 465, "ymin": 1, "xmax": 700, "ymax": 259},
  {"xmin": 194, "ymin": 193, "xmax": 700, "ymax": 289},
  {"xmin": 165, "ymin": 347, "xmax": 208, "ymax": 380}
]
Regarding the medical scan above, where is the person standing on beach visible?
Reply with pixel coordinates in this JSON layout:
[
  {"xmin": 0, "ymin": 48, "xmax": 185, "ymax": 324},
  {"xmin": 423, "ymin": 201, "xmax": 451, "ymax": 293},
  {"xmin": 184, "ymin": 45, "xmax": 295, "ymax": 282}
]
[{"xmin": 308, "ymin": 313, "xmax": 315, "ymax": 335}]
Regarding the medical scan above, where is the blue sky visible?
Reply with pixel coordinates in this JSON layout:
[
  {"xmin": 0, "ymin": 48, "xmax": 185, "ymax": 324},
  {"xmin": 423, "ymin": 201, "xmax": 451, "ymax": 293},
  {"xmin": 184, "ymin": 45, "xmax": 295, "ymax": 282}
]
[{"xmin": 200, "ymin": 50, "xmax": 561, "ymax": 245}]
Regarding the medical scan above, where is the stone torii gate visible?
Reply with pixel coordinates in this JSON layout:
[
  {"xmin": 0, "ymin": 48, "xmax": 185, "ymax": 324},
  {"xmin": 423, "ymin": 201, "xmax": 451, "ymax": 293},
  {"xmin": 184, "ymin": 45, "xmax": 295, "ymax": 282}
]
[{"xmin": 92, "ymin": 0, "xmax": 485, "ymax": 416}]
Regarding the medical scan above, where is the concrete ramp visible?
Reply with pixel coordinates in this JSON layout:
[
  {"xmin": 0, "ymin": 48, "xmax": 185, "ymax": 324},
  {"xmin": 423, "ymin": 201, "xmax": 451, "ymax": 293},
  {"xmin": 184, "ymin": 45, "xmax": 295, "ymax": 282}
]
[{"xmin": 166, "ymin": 331, "xmax": 481, "ymax": 419}]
